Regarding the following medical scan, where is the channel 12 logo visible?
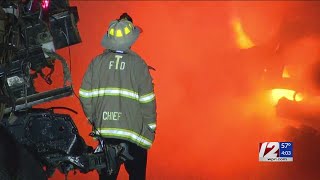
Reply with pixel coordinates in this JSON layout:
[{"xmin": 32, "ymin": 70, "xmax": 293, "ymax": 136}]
[{"xmin": 259, "ymin": 142, "xmax": 293, "ymax": 162}]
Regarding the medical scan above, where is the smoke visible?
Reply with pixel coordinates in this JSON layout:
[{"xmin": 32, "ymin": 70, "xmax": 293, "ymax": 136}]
[
  {"xmin": 254, "ymin": 125, "xmax": 320, "ymax": 180},
  {"xmin": 276, "ymin": 2, "xmax": 320, "ymax": 45},
  {"xmin": 41, "ymin": 1, "xmax": 320, "ymax": 180},
  {"xmin": 253, "ymin": 2, "xmax": 320, "ymax": 180},
  {"xmin": 285, "ymin": 126, "xmax": 320, "ymax": 172}
]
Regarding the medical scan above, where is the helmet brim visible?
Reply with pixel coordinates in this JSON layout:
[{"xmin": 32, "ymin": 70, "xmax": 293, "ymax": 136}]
[{"xmin": 101, "ymin": 27, "xmax": 140, "ymax": 51}]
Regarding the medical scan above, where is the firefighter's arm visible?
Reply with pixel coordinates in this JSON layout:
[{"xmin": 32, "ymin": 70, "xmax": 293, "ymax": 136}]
[
  {"xmin": 136, "ymin": 61, "xmax": 157, "ymax": 133},
  {"xmin": 79, "ymin": 61, "xmax": 94, "ymax": 123}
]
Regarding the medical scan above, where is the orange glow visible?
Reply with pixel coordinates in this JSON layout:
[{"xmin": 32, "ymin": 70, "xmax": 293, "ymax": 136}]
[
  {"xmin": 271, "ymin": 89, "xmax": 303, "ymax": 105},
  {"xmin": 282, "ymin": 66, "xmax": 290, "ymax": 78},
  {"xmin": 231, "ymin": 18, "xmax": 255, "ymax": 49},
  {"xmin": 295, "ymin": 92, "xmax": 304, "ymax": 101},
  {"xmin": 31, "ymin": 1, "xmax": 318, "ymax": 179}
]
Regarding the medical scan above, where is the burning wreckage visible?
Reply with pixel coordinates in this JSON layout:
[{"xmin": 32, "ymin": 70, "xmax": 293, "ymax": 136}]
[
  {"xmin": 0, "ymin": 0, "xmax": 128, "ymax": 179},
  {"xmin": 232, "ymin": 6, "xmax": 320, "ymax": 124}
]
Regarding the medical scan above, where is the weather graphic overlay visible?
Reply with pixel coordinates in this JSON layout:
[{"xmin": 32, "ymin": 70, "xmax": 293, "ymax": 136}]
[{"xmin": 259, "ymin": 142, "xmax": 293, "ymax": 162}]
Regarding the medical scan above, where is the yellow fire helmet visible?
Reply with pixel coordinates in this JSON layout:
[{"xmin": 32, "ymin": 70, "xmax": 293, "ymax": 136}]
[{"xmin": 101, "ymin": 19, "xmax": 140, "ymax": 51}]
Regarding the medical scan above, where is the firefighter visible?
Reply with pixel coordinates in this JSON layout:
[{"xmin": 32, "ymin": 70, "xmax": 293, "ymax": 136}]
[{"xmin": 79, "ymin": 13, "xmax": 157, "ymax": 180}]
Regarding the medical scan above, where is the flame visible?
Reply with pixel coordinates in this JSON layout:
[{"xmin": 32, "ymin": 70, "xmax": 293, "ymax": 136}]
[
  {"xmin": 282, "ymin": 66, "xmax": 290, "ymax": 78},
  {"xmin": 231, "ymin": 18, "xmax": 255, "ymax": 49},
  {"xmin": 271, "ymin": 89, "xmax": 303, "ymax": 105}
]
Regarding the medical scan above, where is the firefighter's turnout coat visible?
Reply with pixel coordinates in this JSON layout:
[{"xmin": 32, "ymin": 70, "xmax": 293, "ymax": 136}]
[{"xmin": 79, "ymin": 50, "xmax": 157, "ymax": 149}]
